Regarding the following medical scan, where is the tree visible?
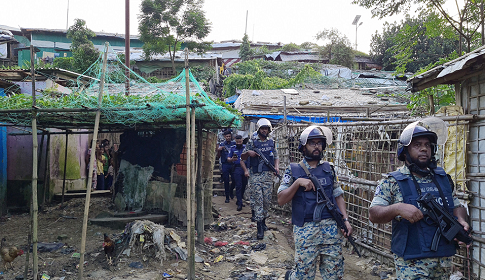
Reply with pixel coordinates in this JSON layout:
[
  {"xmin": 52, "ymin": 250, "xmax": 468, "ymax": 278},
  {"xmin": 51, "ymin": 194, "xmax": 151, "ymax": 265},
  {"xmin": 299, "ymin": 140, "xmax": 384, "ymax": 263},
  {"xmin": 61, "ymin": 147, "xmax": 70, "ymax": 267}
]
[
  {"xmin": 352, "ymin": 0, "xmax": 484, "ymax": 54},
  {"xmin": 239, "ymin": 33, "xmax": 253, "ymax": 61},
  {"xmin": 316, "ymin": 28, "xmax": 354, "ymax": 68},
  {"xmin": 280, "ymin": 43, "xmax": 301, "ymax": 52},
  {"xmin": 370, "ymin": 15, "xmax": 458, "ymax": 73},
  {"xmin": 139, "ymin": 0, "xmax": 212, "ymax": 75},
  {"xmin": 300, "ymin": 42, "xmax": 318, "ymax": 50},
  {"xmin": 65, "ymin": 19, "xmax": 100, "ymax": 74}
]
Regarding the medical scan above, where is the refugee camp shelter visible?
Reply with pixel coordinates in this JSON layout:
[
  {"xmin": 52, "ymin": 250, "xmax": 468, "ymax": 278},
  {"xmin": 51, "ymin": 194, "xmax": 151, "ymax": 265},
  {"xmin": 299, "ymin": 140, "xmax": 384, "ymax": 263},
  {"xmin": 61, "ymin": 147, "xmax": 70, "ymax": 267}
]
[
  {"xmin": 0, "ymin": 45, "xmax": 241, "ymax": 230},
  {"xmin": 408, "ymin": 45, "xmax": 485, "ymax": 278}
]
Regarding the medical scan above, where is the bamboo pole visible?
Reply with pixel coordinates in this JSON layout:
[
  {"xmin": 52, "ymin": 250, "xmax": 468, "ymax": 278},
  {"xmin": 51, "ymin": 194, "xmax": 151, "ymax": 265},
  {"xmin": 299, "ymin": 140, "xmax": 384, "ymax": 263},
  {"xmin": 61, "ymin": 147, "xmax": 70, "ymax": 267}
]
[
  {"xmin": 196, "ymin": 121, "xmax": 204, "ymax": 244},
  {"xmin": 191, "ymin": 105, "xmax": 196, "ymax": 244},
  {"xmin": 78, "ymin": 42, "xmax": 109, "ymax": 279},
  {"xmin": 185, "ymin": 48, "xmax": 195, "ymax": 280},
  {"xmin": 61, "ymin": 130, "xmax": 69, "ymax": 207},
  {"xmin": 30, "ymin": 44, "xmax": 39, "ymax": 280}
]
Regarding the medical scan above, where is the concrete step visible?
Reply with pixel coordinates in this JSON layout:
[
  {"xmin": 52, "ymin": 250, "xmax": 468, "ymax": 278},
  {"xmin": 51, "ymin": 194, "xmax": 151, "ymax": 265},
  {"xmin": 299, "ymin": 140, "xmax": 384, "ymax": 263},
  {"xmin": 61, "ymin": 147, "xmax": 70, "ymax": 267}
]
[
  {"xmin": 89, "ymin": 214, "xmax": 168, "ymax": 229},
  {"xmin": 53, "ymin": 190, "xmax": 111, "ymax": 201}
]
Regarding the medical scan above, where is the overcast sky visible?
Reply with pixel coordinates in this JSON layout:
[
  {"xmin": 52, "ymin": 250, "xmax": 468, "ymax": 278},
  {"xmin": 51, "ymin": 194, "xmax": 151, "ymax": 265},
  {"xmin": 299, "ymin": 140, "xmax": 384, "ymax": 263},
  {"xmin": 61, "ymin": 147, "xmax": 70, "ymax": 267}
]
[{"xmin": 1, "ymin": 0, "xmax": 407, "ymax": 54}]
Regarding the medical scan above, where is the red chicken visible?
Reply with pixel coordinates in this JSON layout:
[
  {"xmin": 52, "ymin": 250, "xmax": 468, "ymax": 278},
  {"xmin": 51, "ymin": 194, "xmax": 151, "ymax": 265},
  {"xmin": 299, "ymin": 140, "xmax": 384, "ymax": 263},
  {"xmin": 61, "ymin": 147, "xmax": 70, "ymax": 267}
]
[
  {"xmin": 103, "ymin": 233, "xmax": 115, "ymax": 265},
  {"xmin": 1, "ymin": 238, "xmax": 24, "ymax": 271}
]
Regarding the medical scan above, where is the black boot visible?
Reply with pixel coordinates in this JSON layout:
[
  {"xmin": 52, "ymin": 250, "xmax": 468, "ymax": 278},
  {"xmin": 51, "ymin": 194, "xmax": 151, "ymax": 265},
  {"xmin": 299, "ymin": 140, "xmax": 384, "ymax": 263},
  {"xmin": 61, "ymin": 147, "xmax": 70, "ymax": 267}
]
[
  {"xmin": 262, "ymin": 218, "xmax": 268, "ymax": 231},
  {"xmin": 257, "ymin": 221, "xmax": 264, "ymax": 240},
  {"xmin": 251, "ymin": 210, "xmax": 255, "ymax": 222}
]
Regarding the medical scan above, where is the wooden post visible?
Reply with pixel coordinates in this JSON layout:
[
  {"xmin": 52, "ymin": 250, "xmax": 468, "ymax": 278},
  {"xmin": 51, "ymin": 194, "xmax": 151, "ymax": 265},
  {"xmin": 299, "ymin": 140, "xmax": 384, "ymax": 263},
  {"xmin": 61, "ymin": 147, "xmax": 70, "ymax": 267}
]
[
  {"xmin": 196, "ymin": 122, "xmax": 204, "ymax": 244},
  {"xmin": 429, "ymin": 94, "xmax": 435, "ymax": 115},
  {"xmin": 185, "ymin": 48, "xmax": 195, "ymax": 280},
  {"xmin": 42, "ymin": 133, "xmax": 50, "ymax": 208},
  {"xmin": 79, "ymin": 42, "xmax": 109, "ymax": 279},
  {"xmin": 30, "ymin": 44, "xmax": 39, "ymax": 280},
  {"xmin": 61, "ymin": 130, "xmax": 69, "ymax": 207}
]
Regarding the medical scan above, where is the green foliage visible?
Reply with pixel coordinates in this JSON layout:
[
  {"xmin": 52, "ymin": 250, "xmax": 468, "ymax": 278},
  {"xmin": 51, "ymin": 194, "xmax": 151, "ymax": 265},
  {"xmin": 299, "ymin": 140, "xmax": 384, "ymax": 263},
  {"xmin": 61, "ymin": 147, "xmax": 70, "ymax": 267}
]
[
  {"xmin": 139, "ymin": 0, "xmax": 212, "ymax": 72},
  {"xmin": 65, "ymin": 19, "xmax": 100, "ymax": 74},
  {"xmin": 280, "ymin": 43, "xmax": 301, "ymax": 52},
  {"xmin": 316, "ymin": 28, "xmax": 354, "ymax": 68},
  {"xmin": 67, "ymin": 19, "xmax": 96, "ymax": 50},
  {"xmin": 407, "ymin": 51, "xmax": 460, "ymax": 115},
  {"xmin": 223, "ymin": 63, "xmax": 321, "ymax": 96},
  {"xmin": 239, "ymin": 34, "xmax": 253, "ymax": 61},
  {"xmin": 253, "ymin": 45, "xmax": 272, "ymax": 56},
  {"xmin": 53, "ymin": 57, "xmax": 74, "ymax": 70},
  {"xmin": 371, "ymin": 15, "xmax": 458, "ymax": 73},
  {"xmin": 300, "ymin": 42, "xmax": 317, "ymax": 50},
  {"xmin": 352, "ymin": 0, "xmax": 483, "ymax": 53}
]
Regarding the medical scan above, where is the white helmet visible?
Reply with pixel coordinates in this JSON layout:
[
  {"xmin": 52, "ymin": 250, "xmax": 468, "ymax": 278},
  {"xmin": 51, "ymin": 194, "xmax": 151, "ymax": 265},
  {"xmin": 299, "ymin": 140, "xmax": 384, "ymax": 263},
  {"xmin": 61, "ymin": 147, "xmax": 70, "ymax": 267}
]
[
  {"xmin": 299, "ymin": 125, "xmax": 333, "ymax": 151},
  {"xmin": 256, "ymin": 118, "xmax": 272, "ymax": 132}
]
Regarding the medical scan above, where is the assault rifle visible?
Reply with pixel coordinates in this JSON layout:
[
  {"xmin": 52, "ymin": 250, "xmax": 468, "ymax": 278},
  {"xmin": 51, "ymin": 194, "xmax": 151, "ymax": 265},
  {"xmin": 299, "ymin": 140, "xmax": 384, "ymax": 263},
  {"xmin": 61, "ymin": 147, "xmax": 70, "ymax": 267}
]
[
  {"xmin": 305, "ymin": 165, "xmax": 361, "ymax": 257},
  {"xmin": 417, "ymin": 192, "xmax": 472, "ymax": 251},
  {"xmin": 252, "ymin": 147, "xmax": 282, "ymax": 180}
]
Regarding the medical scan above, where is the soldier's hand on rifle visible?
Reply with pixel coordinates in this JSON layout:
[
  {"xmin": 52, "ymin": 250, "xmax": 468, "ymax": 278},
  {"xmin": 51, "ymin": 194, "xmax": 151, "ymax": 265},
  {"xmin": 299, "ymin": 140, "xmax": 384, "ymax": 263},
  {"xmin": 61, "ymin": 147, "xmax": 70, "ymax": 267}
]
[
  {"xmin": 297, "ymin": 178, "xmax": 315, "ymax": 192},
  {"xmin": 398, "ymin": 203, "xmax": 424, "ymax": 223},
  {"xmin": 247, "ymin": 150, "xmax": 258, "ymax": 157},
  {"xmin": 341, "ymin": 220, "xmax": 353, "ymax": 237}
]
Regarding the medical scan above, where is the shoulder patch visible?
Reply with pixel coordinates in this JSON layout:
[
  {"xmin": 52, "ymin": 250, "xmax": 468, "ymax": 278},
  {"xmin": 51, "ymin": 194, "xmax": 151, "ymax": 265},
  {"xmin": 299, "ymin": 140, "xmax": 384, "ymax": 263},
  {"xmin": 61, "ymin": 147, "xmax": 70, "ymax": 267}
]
[{"xmin": 282, "ymin": 174, "xmax": 291, "ymax": 185}]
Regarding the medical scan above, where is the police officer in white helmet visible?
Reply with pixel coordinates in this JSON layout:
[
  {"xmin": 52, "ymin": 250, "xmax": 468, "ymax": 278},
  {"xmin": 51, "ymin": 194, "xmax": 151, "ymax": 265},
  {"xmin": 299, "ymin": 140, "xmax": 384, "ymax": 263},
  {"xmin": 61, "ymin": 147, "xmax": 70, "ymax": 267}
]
[{"xmin": 241, "ymin": 118, "xmax": 279, "ymax": 240}]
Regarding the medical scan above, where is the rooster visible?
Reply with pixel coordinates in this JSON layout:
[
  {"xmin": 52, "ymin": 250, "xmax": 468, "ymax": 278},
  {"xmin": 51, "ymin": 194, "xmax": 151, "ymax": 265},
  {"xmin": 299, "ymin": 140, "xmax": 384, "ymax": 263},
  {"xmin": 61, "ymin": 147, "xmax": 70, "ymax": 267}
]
[
  {"xmin": 1, "ymin": 238, "xmax": 24, "ymax": 271},
  {"xmin": 103, "ymin": 233, "xmax": 115, "ymax": 265}
]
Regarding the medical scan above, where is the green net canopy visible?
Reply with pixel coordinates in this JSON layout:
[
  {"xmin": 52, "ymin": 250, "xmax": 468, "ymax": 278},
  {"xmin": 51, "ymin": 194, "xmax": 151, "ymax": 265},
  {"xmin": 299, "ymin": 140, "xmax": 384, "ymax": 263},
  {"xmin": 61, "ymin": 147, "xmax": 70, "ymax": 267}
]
[{"xmin": 0, "ymin": 44, "xmax": 241, "ymax": 130}]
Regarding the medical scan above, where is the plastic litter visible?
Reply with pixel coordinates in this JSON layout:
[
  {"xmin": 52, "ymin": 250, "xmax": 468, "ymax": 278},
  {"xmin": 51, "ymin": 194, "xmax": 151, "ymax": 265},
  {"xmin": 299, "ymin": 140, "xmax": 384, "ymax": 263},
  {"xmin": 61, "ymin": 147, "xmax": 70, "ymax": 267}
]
[{"xmin": 129, "ymin": 262, "xmax": 144, "ymax": 269}]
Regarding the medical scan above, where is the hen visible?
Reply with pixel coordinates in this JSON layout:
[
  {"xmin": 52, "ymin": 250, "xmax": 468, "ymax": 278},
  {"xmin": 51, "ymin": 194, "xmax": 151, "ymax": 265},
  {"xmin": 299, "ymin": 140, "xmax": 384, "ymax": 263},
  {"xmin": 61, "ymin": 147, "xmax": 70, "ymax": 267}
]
[
  {"xmin": 1, "ymin": 238, "xmax": 24, "ymax": 271},
  {"xmin": 103, "ymin": 233, "xmax": 115, "ymax": 265}
]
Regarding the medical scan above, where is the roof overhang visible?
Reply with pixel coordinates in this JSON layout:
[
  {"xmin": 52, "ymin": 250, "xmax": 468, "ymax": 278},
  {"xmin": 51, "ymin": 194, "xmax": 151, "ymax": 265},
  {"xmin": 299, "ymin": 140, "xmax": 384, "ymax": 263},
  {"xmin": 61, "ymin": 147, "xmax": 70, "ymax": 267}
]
[{"xmin": 407, "ymin": 46, "xmax": 485, "ymax": 92}]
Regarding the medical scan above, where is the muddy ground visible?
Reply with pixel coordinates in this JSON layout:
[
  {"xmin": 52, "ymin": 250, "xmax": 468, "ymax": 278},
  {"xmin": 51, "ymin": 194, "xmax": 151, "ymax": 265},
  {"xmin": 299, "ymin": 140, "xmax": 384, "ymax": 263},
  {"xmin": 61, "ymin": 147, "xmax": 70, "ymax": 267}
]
[{"xmin": 0, "ymin": 194, "xmax": 394, "ymax": 280}]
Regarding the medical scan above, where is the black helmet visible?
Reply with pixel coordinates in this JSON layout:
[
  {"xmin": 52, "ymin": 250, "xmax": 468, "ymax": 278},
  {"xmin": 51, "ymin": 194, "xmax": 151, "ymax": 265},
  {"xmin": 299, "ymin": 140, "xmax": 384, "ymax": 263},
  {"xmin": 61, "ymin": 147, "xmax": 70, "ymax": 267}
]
[{"xmin": 397, "ymin": 125, "xmax": 438, "ymax": 161}]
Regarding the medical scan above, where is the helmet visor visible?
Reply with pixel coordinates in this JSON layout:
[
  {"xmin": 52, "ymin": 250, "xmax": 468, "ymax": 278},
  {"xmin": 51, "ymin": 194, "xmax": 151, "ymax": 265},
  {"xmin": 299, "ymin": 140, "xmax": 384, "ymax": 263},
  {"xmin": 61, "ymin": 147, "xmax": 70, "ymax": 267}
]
[
  {"xmin": 399, "ymin": 117, "xmax": 448, "ymax": 146},
  {"xmin": 300, "ymin": 125, "xmax": 333, "ymax": 146}
]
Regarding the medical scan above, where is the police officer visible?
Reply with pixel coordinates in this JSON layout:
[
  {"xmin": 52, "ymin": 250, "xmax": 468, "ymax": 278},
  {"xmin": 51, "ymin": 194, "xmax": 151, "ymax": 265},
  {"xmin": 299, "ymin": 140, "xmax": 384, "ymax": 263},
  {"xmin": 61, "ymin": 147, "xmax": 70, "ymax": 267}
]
[
  {"xmin": 369, "ymin": 117, "xmax": 470, "ymax": 279},
  {"xmin": 227, "ymin": 135, "xmax": 247, "ymax": 211},
  {"xmin": 217, "ymin": 130, "xmax": 236, "ymax": 203},
  {"xmin": 241, "ymin": 118, "xmax": 279, "ymax": 240},
  {"xmin": 277, "ymin": 125, "xmax": 352, "ymax": 280}
]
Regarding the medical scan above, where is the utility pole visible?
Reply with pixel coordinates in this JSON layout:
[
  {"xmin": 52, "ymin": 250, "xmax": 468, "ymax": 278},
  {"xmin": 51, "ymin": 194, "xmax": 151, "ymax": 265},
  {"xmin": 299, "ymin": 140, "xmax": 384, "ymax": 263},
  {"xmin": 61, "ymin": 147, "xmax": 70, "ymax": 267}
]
[
  {"xmin": 125, "ymin": 0, "xmax": 131, "ymax": 95},
  {"xmin": 245, "ymin": 10, "xmax": 248, "ymax": 35},
  {"xmin": 352, "ymin": 15, "xmax": 363, "ymax": 50}
]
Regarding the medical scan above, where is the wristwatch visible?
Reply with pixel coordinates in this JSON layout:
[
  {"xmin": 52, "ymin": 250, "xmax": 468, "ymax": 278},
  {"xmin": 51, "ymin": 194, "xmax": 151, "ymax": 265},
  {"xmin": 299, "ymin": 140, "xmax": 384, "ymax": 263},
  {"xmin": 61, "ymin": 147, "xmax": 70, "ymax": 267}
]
[{"xmin": 343, "ymin": 218, "xmax": 349, "ymax": 222}]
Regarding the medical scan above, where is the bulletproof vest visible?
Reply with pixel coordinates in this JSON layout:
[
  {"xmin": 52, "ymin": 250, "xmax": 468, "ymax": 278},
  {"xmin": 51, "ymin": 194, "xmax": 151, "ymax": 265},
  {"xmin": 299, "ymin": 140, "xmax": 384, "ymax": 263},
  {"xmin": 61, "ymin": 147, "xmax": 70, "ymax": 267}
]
[
  {"xmin": 389, "ymin": 167, "xmax": 457, "ymax": 260},
  {"xmin": 290, "ymin": 161, "xmax": 337, "ymax": 227},
  {"xmin": 220, "ymin": 140, "xmax": 235, "ymax": 164},
  {"xmin": 230, "ymin": 144, "xmax": 245, "ymax": 167},
  {"xmin": 249, "ymin": 138, "xmax": 275, "ymax": 173}
]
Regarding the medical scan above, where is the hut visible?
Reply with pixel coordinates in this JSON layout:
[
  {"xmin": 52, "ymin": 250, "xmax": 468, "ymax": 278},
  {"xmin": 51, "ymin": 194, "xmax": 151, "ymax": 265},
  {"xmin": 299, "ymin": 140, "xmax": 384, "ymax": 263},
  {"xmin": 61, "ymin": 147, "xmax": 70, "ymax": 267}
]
[{"xmin": 408, "ymin": 45, "xmax": 485, "ymax": 279}]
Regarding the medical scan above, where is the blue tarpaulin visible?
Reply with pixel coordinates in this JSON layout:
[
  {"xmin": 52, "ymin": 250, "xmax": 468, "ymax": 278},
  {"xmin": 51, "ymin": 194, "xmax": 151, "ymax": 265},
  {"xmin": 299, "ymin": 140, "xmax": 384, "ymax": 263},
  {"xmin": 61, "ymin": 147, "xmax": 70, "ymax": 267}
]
[
  {"xmin": 225, "ymin": 95, "xmax": 239, "ymax": 104},
  {"xmin": 244, "ymin": 114, "xmax": 346, "ymax": 123}
]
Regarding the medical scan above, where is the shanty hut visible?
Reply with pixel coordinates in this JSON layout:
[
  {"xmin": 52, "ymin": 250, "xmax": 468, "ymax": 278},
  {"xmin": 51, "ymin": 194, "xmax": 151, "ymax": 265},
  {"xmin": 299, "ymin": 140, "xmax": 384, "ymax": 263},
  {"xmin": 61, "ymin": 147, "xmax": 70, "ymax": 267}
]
[{"xmin": 408, "ymin": 45, "xmax": 485, "ymax": 279}]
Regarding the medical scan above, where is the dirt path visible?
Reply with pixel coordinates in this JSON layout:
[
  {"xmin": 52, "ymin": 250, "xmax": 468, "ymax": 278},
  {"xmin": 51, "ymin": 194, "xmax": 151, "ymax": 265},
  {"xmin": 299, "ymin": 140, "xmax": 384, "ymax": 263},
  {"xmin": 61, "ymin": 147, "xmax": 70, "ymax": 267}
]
[{"xmin": 0, "ymin": 195, "xmax": 393, "ymax": 280}]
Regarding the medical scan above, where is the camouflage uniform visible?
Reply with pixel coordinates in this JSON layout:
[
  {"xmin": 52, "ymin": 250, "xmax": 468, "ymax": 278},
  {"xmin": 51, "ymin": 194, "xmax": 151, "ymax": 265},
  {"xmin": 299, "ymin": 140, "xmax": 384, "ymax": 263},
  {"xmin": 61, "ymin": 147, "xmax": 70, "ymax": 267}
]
[
  {"xmin": 244, "ymin": 137, "xmax": 278, "ymax": 222},
  {"xmin": 371, "ymin": 165, "xmax": 461, "ymax": 280},
  {"xmin": 278, "ymin": 160, "xmax": 345, "ymax": 280}
]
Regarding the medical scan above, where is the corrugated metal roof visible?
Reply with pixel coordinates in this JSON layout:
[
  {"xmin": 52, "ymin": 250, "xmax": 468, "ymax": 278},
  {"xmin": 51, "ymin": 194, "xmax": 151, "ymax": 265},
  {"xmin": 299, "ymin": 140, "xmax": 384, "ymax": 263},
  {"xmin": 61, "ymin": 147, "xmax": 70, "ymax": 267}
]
[
  {"xmin": 407, "ymin": 45, "xmax": 485, "ymax": 92},
  {"xmin": 129, "ymin": 50, "xmax": 220, "ymax": 61}
]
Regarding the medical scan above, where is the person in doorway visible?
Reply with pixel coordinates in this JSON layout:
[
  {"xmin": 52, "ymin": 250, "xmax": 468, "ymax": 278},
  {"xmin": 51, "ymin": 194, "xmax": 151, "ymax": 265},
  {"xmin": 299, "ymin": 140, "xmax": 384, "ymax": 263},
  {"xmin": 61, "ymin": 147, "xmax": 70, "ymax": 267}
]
[
  {"xmin": 96, "ymin": 146, "xmax": 105, "ymax": 191},
  {"xmin": 241, "ymin": 118, "xmax": 279, "ymax": 240},
  {"xmin": 85, "ymin": 140, "xmax": 100, "ymax": 190},
  {"xmin": 217, "ymin": 130, "xmax": 235, "ymax": 203},
  {"xmin": 369, "ymin": 118, "xmax": 470, "ymax": 279},
  {"xmin": 277, "ymin": 125, "xmax": 351, "ymax": 280},
  {"xmin": 227, "ymin": 135, "xmax": 247, "ymax": 211}
]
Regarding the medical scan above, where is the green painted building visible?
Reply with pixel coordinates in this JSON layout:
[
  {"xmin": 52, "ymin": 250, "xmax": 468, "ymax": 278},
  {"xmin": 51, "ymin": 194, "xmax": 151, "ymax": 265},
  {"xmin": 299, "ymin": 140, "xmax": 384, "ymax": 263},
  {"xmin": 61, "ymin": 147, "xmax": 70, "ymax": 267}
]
[{"xmin": 12, "ymin": 27, "xmax": 143, "ymax": 67}]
